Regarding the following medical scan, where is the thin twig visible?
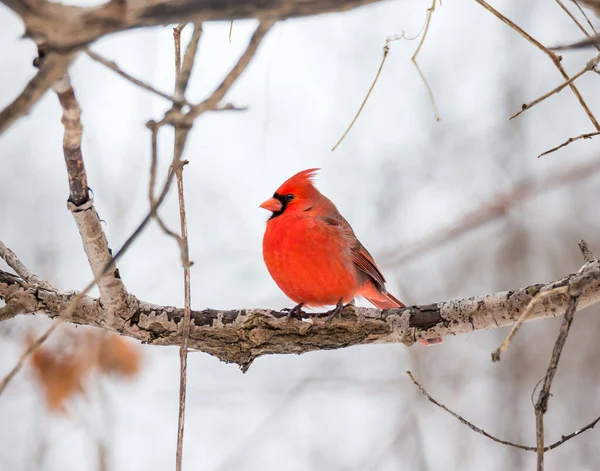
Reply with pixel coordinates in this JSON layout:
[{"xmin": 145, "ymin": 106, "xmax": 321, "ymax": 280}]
[
  {"xmin": 511, "ymin": 54, "xmax": 600, "ymax": 120},
  {"xmin": 229, "ymin": 21, "xmax": 234, "ymax": 43},
  {"xmin": 492, "ymin": 286, "xmax": 568, "ymax": 362},
  {"xmin": 535, "ymin": 293, "xmax": 579, "ymax": 470},
  {"xmin": 407, "ymin": 370, "xmax": 600, "ymax": 453},
  {"xmin": 173, "ymin": 22, "xmax": 196, "ymax": 471},
  {"xmin": 474, "ymin": 0, "xmax": 600, "ymax": 131},
  {"xmin": 579, "ymin": 239, "xmax": 595, "ymax": 263},
  {"xmin": 539, "ymin": 131, "xmax": 600, "ymax": 157},
  {"xmin": 331, "ymin": 45, "xmax": 389, "ymax": 152},
  {"xmin": 554, "ymin": 0, "xmax": 600, "ymax": 51},
  {"xmin": 572, "ymin": 0, "xmax": 598, "ymax": 35},
  {"xmin": 0, "ymin": 53, "xmax": 71, "ymax": 136},
  {"xmin": 0, "ymin": 240, "xmax": 54, "ymax": 290},
  {"xmin": 187, "ymin": 19, "xmax": 276, "ymax": 121},
  {"xmin": 85, "ymin": 49, "xmax": 187, "ymax": 105},
  {"xmin": 411, "ymin": 0, "xmax": 441, "ymax": 121},
  {"xmin": 0, "ymin": 320, "xmax": 62, "ymax": 396},
  {"xmin": 175, "ymin": 25, "xmax": 203, "ymax": 101}
]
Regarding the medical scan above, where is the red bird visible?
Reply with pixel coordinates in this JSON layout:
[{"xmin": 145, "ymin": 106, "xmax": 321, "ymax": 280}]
[{"xmin": 260, "ymin": 169, "xmax": 441, "ymax": 345}]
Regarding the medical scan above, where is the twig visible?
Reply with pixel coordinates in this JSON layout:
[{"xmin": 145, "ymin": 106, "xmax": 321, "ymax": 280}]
[
  {"xmin": 229, "ymin": 21, "xmax": 234, "ymax": 43},
  {"xmin": 491, "ymin": 286, "xmax": 568, "ymax": 362},
  {"xmin": 0, "ymin": 240, "xmax": 54, "ymax": 290},
  {"xmin": 579, "ymin": 239, "xmax": 595, "ymax": 263},
  {"xmin": 534, "ymin": 291, "xmax": 580, "ymax": 470},
  {"xmin": 511, "ymin": 54, "xmax": 600, "ymax": 120},
  {"xmin": 0, "ymin": 320, "xmax": 62, "ymax": 396},
  {"xmin": 572, "ymin": 0, "xmax": 598, "ymax": 35},
  {"xmin": 0, "ymin": 53, "xmax": 71, "ymax": 136},
  {"xmin": 85, "ymin": 49, "xmax": 187, "ymax": 105},
  {"xmin": 187, "ymin": 19, "xmax": 276, "ymax": 120},
  {"xmin": 331, "ymin": 45, "xmax": 389, "ymax": 152},
  {"xmin": 407, "ymin": 370, "xmax": 600, "ymax": 453},
  {"xmin": 411, "ymin": 0, "xmax": 441, "ymax": 121},
  {"xmin": 539, "ymin": 132, "xmax": 600, "ymax": 157},
  {"xmin": 554, "ymin": 0, "xmax": 600, "ymax": 51},
  {"xmin": 175, "ymin": 25, "xmax": 203, "ymax": 101},
  {"xmin": 172, "ymin": 23, "xmax": 199, "ymax": 471},
  {"xmin": 474, "ymin": 0, "xmax": 600, "ymax": 131}
]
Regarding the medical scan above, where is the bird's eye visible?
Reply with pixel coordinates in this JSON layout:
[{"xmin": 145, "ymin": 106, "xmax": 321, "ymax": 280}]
[{"xmin": 285, "ymin": 193, "xmax": 294, "ymax": 202}]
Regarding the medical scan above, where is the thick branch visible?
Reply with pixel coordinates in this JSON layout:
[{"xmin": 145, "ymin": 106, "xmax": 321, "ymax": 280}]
[
  {"xmin": 51, "ymin": 74, "xmax": 129, "ymax": 325},
  {"xmin": 2, "ymin": 0, "xmax": 386, "ymax": 51},
  {"xmin": 1, "ymin": 260, "xmax": 599, "ymax": 371}
]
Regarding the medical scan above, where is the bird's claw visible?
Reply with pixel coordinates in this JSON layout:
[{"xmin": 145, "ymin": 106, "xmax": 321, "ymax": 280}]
[
  {"xmin": 326, "ymin": 299, "xmax": 346, "ymax": 323},
  {"xmin": 282, "ymin": 303, "xmax": 305, "ymax": 320}
]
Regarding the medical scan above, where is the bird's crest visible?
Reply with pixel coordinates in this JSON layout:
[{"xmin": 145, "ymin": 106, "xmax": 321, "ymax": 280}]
[{"xmin": 275, "ymin": 168, "xmax": 320, "ymax": 195}]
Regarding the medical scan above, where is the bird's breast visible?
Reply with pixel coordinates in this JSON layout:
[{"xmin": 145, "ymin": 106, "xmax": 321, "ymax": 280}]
[{"xmin": 262, "ymin": 215, "xmax": 360, "ymax": 306}]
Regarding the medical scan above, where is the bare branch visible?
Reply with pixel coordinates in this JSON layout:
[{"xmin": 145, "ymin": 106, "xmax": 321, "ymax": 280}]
[
  {"xmin": 538, "ymin": 132, "xmax": 600, "ymax": 157},
  {"xmin": 85, "ymin": 49, "xmax": 187, "ymax": 105},
  {"xmin": 535, "ymin": 289, "xmax": 580, "ymax": 469},
  {"xmin": 511, "ymin": 54, "xmax": 600, "ymax": 120},
  {"xmin": 52, "ymin": 74, "xmax": 129, "ymax": 323},
  {"xmin": 2, "ymin": 0, "xmax": 377, "ymax": 52},
  {"xmin": 474, "ymin": 0, "xmax": 600, "ymax": 131},
  {"xmin": 0, "ymin": 239, "xmax": 54, "ymax": 290},
  {"xmin": 0, "ymin": 53, "xmax": 71, "ymax": 136},
  {"xmin": 579, "ymin": 239, "xmax": 596, "ymax": 263},
  {"xmin": 407, "ymin": 370, "xmax": 600, "ymax": 453},
  {"xmin": 187, "ymin": 19, "xmax": 275, "ymax": 120},
  {"xmin": 379, "ymin": 158, "xmax": 600, "ymax": 268},
  {"xmin": 2, "ymin": 258, "xmax": 600, "ymax": 370},
  {"xmin": 331, "ymin": 45, "xmax": 389, "ymax": 152}
]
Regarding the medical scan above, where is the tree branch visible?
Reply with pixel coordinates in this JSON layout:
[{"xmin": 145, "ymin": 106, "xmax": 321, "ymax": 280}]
[
  {"xmin": 2, "ymin": 258, "xmax": 600, "ymax": 371},
  {"xmin": 1, "ymin": 0, "xmax": 385, "ymax": 51},
  {"xmin": 51, "ymin": 73, "xmax": 129, "ymax": 325}
]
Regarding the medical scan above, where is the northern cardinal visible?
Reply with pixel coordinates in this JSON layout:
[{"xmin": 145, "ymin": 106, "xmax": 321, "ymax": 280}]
[{"xmin": 260, "ymin": 168, "xmax": 441, "ymax": 346}]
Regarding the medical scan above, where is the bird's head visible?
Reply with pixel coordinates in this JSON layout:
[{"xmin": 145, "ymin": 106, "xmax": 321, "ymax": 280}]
[{"xmin": 260, "ymin": 168, "xmax": 321, "ymax": 219}]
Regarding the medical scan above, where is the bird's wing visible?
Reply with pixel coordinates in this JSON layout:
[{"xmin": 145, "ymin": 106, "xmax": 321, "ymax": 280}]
[{"xmin": 321, "ymin": 214, "xmax": 386, "ymax": 291}]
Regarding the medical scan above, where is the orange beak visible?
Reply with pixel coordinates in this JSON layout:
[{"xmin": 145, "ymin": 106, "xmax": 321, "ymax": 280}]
[{"xmin": 259, "ymin": 197, "xmax": 282, "ymax": 213}]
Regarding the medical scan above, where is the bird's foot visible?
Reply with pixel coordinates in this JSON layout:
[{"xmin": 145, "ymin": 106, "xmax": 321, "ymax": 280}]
[
  {"xmin": 282, "ymin": 303, "xmax": 305, "ymax": 320},
  {"xmin": 326, "ymin": 299, "xmax": 348, "ymax": 323}
]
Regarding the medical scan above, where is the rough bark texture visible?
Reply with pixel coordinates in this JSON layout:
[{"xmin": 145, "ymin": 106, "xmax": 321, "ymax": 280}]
[
  {"xmin": 1, "ymin": 0, "xmax": 387, "ymax": 50},
  {"xmin": 2, "ymin": 260, "xmax": 599, "ymax": 371}
]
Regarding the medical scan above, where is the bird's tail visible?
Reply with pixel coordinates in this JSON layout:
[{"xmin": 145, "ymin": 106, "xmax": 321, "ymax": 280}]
[{"xmin": 366, "ymin": 291, "xmax": 443, "ymax": 347}]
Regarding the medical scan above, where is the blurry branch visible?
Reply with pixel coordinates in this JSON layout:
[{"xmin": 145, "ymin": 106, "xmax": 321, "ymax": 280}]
[
  {"xmin": 0, "ymin": 320, "xmax": 62, "ymax": 396},
  {"xmin": 573, "ymin": 0, "xmax": 598, "ymax": 36},
  {"xmin": 553, "ymin": 0, "xmax": 600, "ymax": 50},
  {"xmin": 407, "ymin": 370, "xmax": 600, "ymax": 454},
  {"xmin": 84, "ymin": 49, "xmax": 188, "ymax": 106},
  {"xmin": 51, "ymin": 73, "xmax": 129, "ymax": 325},
  {"xmin": 511, "ymin": 53, "xmax": 600, "ymax": 120},
  {"xmin": 0, "ymin": 0, "xmax": 382, "ymax": 51},
  {"xmin": 554, "ymin": 0, "xmax": 600, "ymax": 51},
  {"xmin": 331, "ymin": 0, "xmax": 440, "ymax": 151},
  {"xmin": 379, "ymin": 158, "xmax": 600, "ymax": 268},
  {"xmin": 539, "ymin": 131, "xmax": 600, "ymax": 157},
  {"xmin": 0, "ymin": 53, "xmax": 71, "ymax": 136},
  {"xmin": 2, "ymin": 251, "xmax": 600, "ymax": 371},
  {"xmin": 0, "ymin": 0, "xmax": 371, "ymax": 135},
  {"xmin": 474, "ymin": 0, "xmax": 600, "ymax": 131}
]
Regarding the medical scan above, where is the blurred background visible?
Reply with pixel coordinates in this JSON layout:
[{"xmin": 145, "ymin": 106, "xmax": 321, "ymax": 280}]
[{"xmin": 1, "ymin": 0, "xmax": 600, "ymax": 469}]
